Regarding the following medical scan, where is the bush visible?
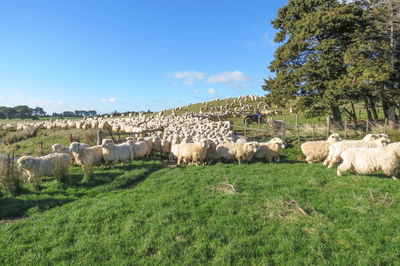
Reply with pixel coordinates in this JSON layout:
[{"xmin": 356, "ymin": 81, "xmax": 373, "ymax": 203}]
[{"xmin": 0, "ymin": 156, "xmax": 23, "ymax": 195}]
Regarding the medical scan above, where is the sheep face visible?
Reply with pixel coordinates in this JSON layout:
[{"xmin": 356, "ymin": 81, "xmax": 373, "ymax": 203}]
[
  {"xmin": 17, "ymin": 156, "xmax": 33, "ymax": 171},
  {"xmin": 376, "ymin": 137, "xmax": 390, "ymax": 147},
  {"xmin": 327, "ymin": 134, "xmax": 342, "ymax": 144},
  {"xmin": 52, "ymin": 144, "xmax": 63, "ymax": 153},
  {"xmin": 270, "ymin": 137, "xmax": 285, "ymax": 149},
  {"xmin": 246, "ymin": 143, "xmax": 259, "ymax": 154},
  {"xmin": 101, "ymin": 139, "xmax": 114, "ymax": 149}
]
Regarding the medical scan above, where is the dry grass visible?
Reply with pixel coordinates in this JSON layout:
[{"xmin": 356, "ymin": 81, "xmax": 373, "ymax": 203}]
[
  {"xmin": 82, "ymin": 155, "xmax": 94, "ymax": 181},
  {"xmin": 54, "ymin": 158, "xmax": 69, "ymax": 184},
  {"xmin": 0, "ymin": 155, "xmax": 23, "ymax": 195}
]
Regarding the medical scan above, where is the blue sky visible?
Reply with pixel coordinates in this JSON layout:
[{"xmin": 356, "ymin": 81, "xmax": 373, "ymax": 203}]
[{"xmin": 0, "ymin": 0, "xmax": 287, "ymax": 114}]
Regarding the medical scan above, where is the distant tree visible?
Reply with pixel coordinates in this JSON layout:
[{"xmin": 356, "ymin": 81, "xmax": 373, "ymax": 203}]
[{"xmin": 14, "ymin": 105, "xmax": 33, "ymax": 119}]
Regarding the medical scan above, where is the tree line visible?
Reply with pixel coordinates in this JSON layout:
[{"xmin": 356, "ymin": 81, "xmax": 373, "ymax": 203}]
[
  {"xmin": 264, "ymin": 0, "xmax": 400, "ymax": 128},
  {"xmin": 0, "ymin": 105, "xmax": 98, "ymax": 119}
]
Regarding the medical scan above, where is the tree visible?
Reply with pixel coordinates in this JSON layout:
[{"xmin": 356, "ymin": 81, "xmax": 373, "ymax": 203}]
[
  {"xmin": 263, "ymin": 0, "xmax": 365, "ymax": 124},
  {"xmin": 13, "ymin": 105, "xmax": 33, "ymax": 119},
  {"xmin": 345, "ymin": 0, "xmax": 400, "ymax": 128}
]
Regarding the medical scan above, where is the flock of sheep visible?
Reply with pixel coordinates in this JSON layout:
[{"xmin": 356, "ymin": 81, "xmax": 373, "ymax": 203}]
[
  {"xmin": 301, "ymin": 133, "xmax": 400, "ymax": 180},
  {"xmin": 16, "ymin": 135, "xmax": 286, "ymax": 182}
]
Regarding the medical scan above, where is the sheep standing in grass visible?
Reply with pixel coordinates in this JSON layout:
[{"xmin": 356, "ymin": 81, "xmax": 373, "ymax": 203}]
[
  {"xmin": 17, "ymin": 153, "xmax": 71, "ymax": 181},
  {"xmin": 126, "ymin": 140, "xmax": 151, "ymax": 159},
  {"xmin": 52, "ymin": 143, "xmax": 89, "ymax": 164},
  {"xmin": 101, "ymin": 139, "xmax": 133, "ymax": 169},
  {"xmin": 337, "ymin": 143, "xmax": 400, "ymax": 180},
  {"xmin": 300, "ymin": 134, "xmax": 342, "ymax": 164},
  {"xmin": 215, "ymin": 142, "xmax": 259, "ymax": 165},
  {"xmin": 69, "ymin": 142, "xmax": 104, "ymax": 170},
  {"xmin": 323, "ymin": 137, "xmax": 390, "ymax": 168},
  {"xmin": 254, "ymin": 137, "xmax": 286, "ymax": 163},
  {"xmin": 171, "ymin": 139, "xmax": 209, "ymax": 166}
]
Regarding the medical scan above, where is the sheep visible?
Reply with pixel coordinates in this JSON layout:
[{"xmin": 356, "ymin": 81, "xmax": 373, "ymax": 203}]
[
  {"xmin": 362, "ymin": 133, "xmax": 389, "ymax": 142},
  {"xmin": 300, "ymin": 134, "xmax": 342, "ymax": 164},
  {"xmin": 127, "ymin": 140, "xmax": 151, "ymax": 159},
  {"xmin": 171, "ymin": 139, "xmax": 209, "ymax": 166},
  {"xmin": 215, "ymin": 142, "xmax": 259, "ymax": 165},
  {"xmin": 205, "ymin": 139, "xmax": 217, "ymax": 164},
  {"xmin": 17, "ymin": 153, "xmax": 71, "ymax": 181},
  {"xmin": 323, "ymin": 137, "xmax": 390, "ymax": 168},
  {"xmin": 101, "ymin": 139, "xmax": 133, "ymax": 169},
  {"xmin": 69, "ymin": 142, "xmax": 104, "ymax": 170},
  {"xmin": 254, "ymin": 137, "xmax": 286, "ymax": 162},
  {"xmin": 52, "ymin": 143, "xmax": 89, "ymax": 164},
  {"xmin": 337, "ymin": 142, "xmax": 400, "ymax": 180}
]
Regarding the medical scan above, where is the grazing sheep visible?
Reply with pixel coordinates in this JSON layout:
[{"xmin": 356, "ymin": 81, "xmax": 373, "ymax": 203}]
[
  {"xmin": 101, "ymin": 139, "xmax": 133, "ymax": 169},
  {"xmin": 127, "ymin": 140, "xmax": 151, "ymax": 159},
  {"xmin": 323, "ymin": 137, "xmax": 390, "ymax": 168},
  {"xmin": 171, "ymin": 139, "xmax": 209, "ymax": 166},
  {"xmin": 254, "ymin": 137, "xmax": 286, "ymax": 163},
  {"xmin": 215, "ymin": 142, "xmax": 259, "ymax": 165},
  {"xmin": 337, "ymin": 142, "xmax": 400, "ymax": 180},
  {"xmin": 69, "ymin": 142, "xmax": 104, "ymax": 170},
  {"xmin": 17, "ymin": 153, "xmax": 71, "ymax": 181},
  {"xmin": 300, "ymin": 134, "xmax": 342, "ymax": 164}
]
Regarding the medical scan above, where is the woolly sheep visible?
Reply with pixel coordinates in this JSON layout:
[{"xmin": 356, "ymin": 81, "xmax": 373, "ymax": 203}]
[
  {"xmin": 323, "ymin": 137, "xmax": 390, "ymax": 168},
  {"xmin": 101, "ymin": 139, "xmax": 133, "ymax": 169},
  {"xmin": 171, "ymin": 139, "xmax": 209, "ymax": 166},
  {"xmin": 300, "ymin": 134, "xmax": 342, "ymax": 164},
  {"xmin": 215, "ymin": 142, "xmax": 259, "ymax": 165},
  {"xmin": 254, "ymin": 137, "xmax": 286, "ymax": 163},
  {"xmin": 17, "ymin": 153, "xmax": 71, "ymax": 181},
  {"xmin": 337, "ymin": 142, "xmax": 400, "ymax": 180},
  {"xmin": 127, "ymin": 140, "xmax": 151, "ymax": 159},
  {"xmin": 69, "ymin": 142, "xmax": 104, "ymax": 170}
]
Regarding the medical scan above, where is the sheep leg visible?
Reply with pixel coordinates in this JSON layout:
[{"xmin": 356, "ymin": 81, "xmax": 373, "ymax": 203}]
[
  {"xmin": 392, "ymin": 176, "xmax": 398, "ymax": 181},
  {"xmin": 177, "ymin": 156, "xmax": 182, "ymax": 166}
]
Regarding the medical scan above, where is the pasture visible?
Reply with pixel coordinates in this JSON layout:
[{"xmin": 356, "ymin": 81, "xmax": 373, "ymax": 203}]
[
  {"xmin": 0, "ymin": 99, "xmax": 400, "ymax": 264},
  {"xmin": 1, "ymin": 140, "xmax": 400, "ymax": 264}
]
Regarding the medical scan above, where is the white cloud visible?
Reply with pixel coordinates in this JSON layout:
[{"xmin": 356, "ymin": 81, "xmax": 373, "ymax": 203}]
[
  {"xmin": 16, "ymin": 92, "xmax": 24, "ymax": 97},
  {"xmin": 173, "ymin": 71, "xmax": 205, "ymax": 86},
  {"xmin": 207, "ymin": 88, "xmax": 216, "ymax": 95},
  {"xmin": 207, "ymin": 71, "xmax": 251, "ymax": 88},
  {"xmin": 101, "ymin": 97, "xmax": 117, "ymax": 103},
  {"xmin": 193, "ymin": 90, "xmax": 199, "ymax": 94}
]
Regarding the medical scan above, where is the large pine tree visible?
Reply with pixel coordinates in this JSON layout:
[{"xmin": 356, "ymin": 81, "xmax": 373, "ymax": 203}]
[{"xmin": 264, "ymin": 0, "xmax": 364, "ymax": 124}]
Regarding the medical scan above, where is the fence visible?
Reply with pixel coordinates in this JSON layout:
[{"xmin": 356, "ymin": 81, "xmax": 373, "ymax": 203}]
[{"xmin": 235, "ymin": 114, "xmax": 393, "ymax": 141}]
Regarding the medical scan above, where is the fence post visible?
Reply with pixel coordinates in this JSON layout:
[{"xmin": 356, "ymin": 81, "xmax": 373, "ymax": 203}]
[
  {"xmin": 312, "ymin": 124, "xmax": 315, "ymax": 141},
  {"xmin": 366, "ymin": 120, "xmax": 369, "ymax": 134},
  {"xmin": 344, "ymin": 120, "xmax": 347, "ymax": 139},
  {"xmin": 296, "ymin": 124, "xmax": 300, "ymax": 141},
  {"xmin": 258, "ymin": 117, "xmax": 260, "ymax": 131},
  {"xmin": 39, "ymin": 141, "xmax": 44, "ymax": 156},
  {"xmin": 384, "ymin": 118, "xmax": 387, "ymax": 134},
  {"xmin": 327, "ymin": 117, "xmax": 331, "ymax": 138},
  {"xmin": 244, "ymin": 122, "xmax": 247, "ymax": 136},
  {"xmin": 97, "ymin": 130, "xmax": 103, "ymax": 146},
  {"xmin": 295, "ymin": 113, "xmax": 299, "ymax": 128}
]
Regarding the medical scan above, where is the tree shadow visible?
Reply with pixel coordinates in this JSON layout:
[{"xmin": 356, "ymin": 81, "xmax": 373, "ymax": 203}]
[{"xmin": 0, "ymin": 197, "xmax": 74, "ymax": 219}]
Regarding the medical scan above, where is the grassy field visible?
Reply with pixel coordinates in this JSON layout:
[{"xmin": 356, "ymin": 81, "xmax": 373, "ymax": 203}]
[{"xmin": 1, "ymin": 146, "xmax": 400, "ymax": 264}]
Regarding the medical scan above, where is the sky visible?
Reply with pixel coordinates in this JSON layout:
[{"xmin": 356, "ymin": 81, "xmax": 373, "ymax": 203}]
[{"xmin": 0, "ymin": 0, "xmax": 287, "ymax": 114}]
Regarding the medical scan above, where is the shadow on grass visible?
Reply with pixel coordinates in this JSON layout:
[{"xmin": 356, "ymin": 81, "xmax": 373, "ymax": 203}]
[
  {"xmin": 0, "ymin": 197, "xmax": 74, "ymax": 219},
  {"xmin": 0, "ymin": 162, "xmax": 164, "ymax": 220}
]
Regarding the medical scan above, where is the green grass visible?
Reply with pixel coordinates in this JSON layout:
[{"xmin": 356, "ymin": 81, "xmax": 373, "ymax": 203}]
[{"xmin": 1, "ymin": 148, "xmax": 400, "ymax": 264}]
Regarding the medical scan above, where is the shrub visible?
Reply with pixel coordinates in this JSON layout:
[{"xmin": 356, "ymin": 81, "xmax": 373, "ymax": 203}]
[
  {"xmin": 0, "ymin": 155, "xmax": 23, "ymax": 195},
  {"xmin": 84, "ymin": 131, "xmax": 97, "ymax": 146}
]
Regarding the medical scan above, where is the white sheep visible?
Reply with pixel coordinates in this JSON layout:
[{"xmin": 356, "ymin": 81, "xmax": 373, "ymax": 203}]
[
  {"xmin": 215, "ymin": 142, "xmax": 259, "ymax": 165},
  {"xmin": 69, "ymin": 142, "xmax": 104, "ymax": 170},
  {"xmin": 254, "ymin": 137, "xmax": 286, "ymax": 163},
  {"xmin": 337, "ymin": 142, "xmax": 400, "ymax": 180},
  {"xmin": 300, "ymin": 134, "xmax": 342, "ymax": 164},
  {"xmin": 127, "ymin": 140, "xmax": 151, "ymax": 159},
  {"xmin": 101, "ymin": 139, "xmax": 133, "ymax": 169},
  {"xmin": 171, "ymin": 139, "xmax": 209, "ymax": 166},
  {"xmin": 323, "ymin": 137, "xmax": 390, "ymax": 168},
  {"xmin": 17, "ymin": 153, "xmax": 71, "ymax": 181}
]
